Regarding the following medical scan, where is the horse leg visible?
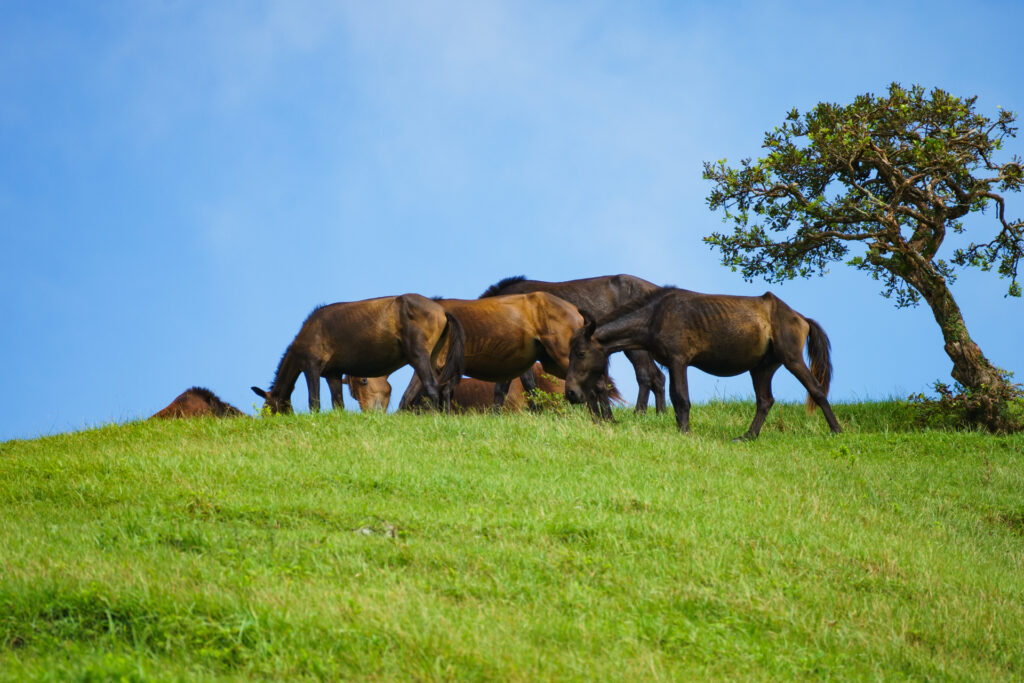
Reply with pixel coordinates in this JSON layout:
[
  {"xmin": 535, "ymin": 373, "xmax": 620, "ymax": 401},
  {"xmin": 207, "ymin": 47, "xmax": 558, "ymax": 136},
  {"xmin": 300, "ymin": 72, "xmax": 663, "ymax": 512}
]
[
  {"xmin": 492, "ymin": 380, "xmax": 512, "ymax": 413},
  {"xmin": 625, "ymin": 350, "xmax": 665, "ymax": 414},
  {"xmin": 738, "ymin": 364, "xmax": 780, "ymax": 441},
  {"xmin": 781, "ymin": 359, "xmax": 842, "ymax": 434},
  {"xmin": 409, "ymin": 361, "xmax": 441, "ymax": 409},
  {"xmin": 598, "ymin": 389, "xmax": 614, "ymax": 420},
  {"xmin": 668, "ymin": 363, "xmax": 691, "ymax": 432},
  {"xmin": 625, "ymin": 350, "xmax": 650, "ymax": 412},
  {"xmin": 325, "ymin": 373, "xmax": 346, "ymax": 410},
  {"xmin": 398, "ymin": 373, "xmax": 427, "ymax": 411},
  {"xmin": 650, "ymin": 359, "xmax": 666, "ymax": 413},
  {"xmin": 402, "ymin": 334, "xmax": 442, "ymax": 410},
  {"xmin": 305, "ymin": 367, "xmax": 323, "ymax": 413},
  {"xmin": 519, "ymin": 369, "xmax": 540, "ymax": 411}
]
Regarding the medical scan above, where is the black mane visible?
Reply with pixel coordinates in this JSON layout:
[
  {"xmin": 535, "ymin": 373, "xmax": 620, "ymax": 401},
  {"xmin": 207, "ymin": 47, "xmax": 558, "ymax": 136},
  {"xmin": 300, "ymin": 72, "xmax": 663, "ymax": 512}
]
[
  {"xmin": 183, "ymin": 387, "xmax": 243, "ymax": 416},
  {"xmin": 480, "ymin": 275, "xmax": 527, "ymax": 298},
  {"xmin": 268, "ymin": 303, "xmax": 328, "ymax": 390},
  {"xmin": 185, "ymin": 386, "xmax": 220, "ymax": 403}
]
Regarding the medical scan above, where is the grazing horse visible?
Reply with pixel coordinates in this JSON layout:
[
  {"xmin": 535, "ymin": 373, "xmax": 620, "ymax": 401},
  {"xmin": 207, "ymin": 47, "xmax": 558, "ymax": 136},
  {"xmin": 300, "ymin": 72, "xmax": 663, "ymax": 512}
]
[
  {"xmin": 252, "ymin": 294, "xmax": 465, "ymax": 414},
  {"xmin": 151, "ymin": 387, "xmax": 244, "ymax": 419},
  {"xmin": 344, "ymin": 375, "xmax": 392, "ymax": 411},
  {"xmin": 565, "ymin": 287, "xmax": 842, "ymax": 440},
  {"xmin": 480, "ymin": 275, "xmax": 666, "ymax": 413},
  {"xmin": 398, "ymin": 293, "xmax": 615, "ymax": 414}
]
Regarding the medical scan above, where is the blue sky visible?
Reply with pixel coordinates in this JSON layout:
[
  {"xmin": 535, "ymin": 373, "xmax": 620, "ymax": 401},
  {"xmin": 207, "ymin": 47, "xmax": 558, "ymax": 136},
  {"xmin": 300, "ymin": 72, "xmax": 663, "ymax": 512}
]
[{"xmin": 2, "ymin": 1, "xmax": 1022, "ymax": 441}]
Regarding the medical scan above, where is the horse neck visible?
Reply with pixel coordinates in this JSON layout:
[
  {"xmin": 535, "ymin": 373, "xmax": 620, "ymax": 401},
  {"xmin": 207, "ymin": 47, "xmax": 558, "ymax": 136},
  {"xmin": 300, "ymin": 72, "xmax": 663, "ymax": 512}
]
[
  {"xmin": 594, "ymin": 305, "xmax": 654, "ymax": 353},
  {"xmin": 270, "ymin": 345, "xmax": 304, "ymax": 398}
]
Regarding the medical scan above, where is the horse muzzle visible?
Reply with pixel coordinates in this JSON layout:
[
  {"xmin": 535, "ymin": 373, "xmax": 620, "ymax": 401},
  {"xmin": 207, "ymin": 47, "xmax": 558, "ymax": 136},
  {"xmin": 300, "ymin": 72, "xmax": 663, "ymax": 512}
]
[{"xmin": 565, "ymin": 387, "xmax": 585, "ymax": 405}]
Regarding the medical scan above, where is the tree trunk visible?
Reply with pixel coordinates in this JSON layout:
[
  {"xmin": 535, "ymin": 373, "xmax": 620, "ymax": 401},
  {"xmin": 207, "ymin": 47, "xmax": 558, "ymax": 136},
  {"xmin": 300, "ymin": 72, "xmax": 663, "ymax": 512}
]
[{"xmin": 901, "ymin": 262, "xmax": 1006, "ymax": 391}]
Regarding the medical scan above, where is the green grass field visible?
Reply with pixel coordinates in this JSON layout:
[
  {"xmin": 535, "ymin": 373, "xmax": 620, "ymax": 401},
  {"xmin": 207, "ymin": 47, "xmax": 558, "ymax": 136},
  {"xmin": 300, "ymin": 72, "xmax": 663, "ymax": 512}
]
[{"xmin": 2, "ymin": 402, "xmax": 1022, "ymax": 681}]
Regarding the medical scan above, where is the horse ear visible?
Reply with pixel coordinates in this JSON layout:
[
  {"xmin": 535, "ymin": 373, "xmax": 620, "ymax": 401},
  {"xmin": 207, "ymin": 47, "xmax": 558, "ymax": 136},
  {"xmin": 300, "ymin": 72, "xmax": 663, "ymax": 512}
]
[
  {"xmin": 251, "ymin": 386, "xmax": 268, "ymax": 399},
  {"xmin": 582, "ymin": 315, "xmax": 596, "ymax": 339}
]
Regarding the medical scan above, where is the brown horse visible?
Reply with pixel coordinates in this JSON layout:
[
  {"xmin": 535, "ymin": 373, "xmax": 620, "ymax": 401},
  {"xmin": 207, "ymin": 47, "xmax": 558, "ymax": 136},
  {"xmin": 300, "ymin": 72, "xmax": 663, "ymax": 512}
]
[
  {"xmin": 398, "ymin": 293, "xmax": 615, "ymax": 413},
  {"xmin": 344, "ymin": 375, "xmax": 392, "ymax": 411},
  {"xmin": 252, "ymin": 294, "xmax": 465, "ymax": 414},
  {"xmin": 480, "ymin": 275, "xmax": 666, "ymax": 412},
  {"xmin": 451, "ymin": 363, "xmax": 564, "ymax": 412},
  {"xmin": 151, "ymin": 387, "xmax": 244, "ymax": 419},
  {"xmin": 565, "ymin": 287, "xmax": 842, "ymax": 440}
]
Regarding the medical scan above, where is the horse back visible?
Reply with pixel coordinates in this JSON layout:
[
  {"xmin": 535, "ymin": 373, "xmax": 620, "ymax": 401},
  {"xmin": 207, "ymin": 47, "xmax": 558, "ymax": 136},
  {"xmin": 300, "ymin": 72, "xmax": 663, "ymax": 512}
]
[
  {"xmin": 657, "ymin": 291, "xmax": 778, "ymax": 374},
  {"xmin": 484, "ymin": 274, "xmax": 657, "ymax": 319},
  {"xmin": 301, "ymin": 295, "xmax": 448, "ymax": 374},
  {"xmin": 439, "ymin": 296, "xmax": 534, "ymax": 339},
  {"xmin": 522, "ymin": 291, "xmax": 584, "ymax": 334}
]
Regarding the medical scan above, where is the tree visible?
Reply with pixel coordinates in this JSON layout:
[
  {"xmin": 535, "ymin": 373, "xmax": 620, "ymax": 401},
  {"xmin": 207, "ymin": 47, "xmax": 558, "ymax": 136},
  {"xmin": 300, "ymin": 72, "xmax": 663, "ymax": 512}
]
[{"xmin": 703, "ymin": 83, "xmax": 1023, "ymax": 418}]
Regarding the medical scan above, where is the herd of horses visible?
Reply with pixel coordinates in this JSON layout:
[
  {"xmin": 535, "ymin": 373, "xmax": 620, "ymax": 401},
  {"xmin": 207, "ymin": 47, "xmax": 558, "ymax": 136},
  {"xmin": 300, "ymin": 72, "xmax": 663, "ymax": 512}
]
[{"xmin": 152, "ymin": 274, "xmax": 842, "ymax": 440}]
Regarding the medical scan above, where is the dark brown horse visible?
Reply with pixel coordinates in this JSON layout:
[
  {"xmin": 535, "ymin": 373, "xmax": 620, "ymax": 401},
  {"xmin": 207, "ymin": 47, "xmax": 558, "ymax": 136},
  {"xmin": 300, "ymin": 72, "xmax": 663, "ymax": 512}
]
[
  {"xmin": 252, "ymin": 294, "xmax": 465, "ymax": 414},
  {"xmin": 151, "ymin": 387, "xmax": 244, "ymax": 419},
  {"xmin": 344, "ymin": 375, "xmax": 392, "ymax": 411},
  {"xmin": 565, "ymin": 287, "xmax": 842, "ymax": 440},
  {"xmin": 398, "ymin": 293, "xmax": 608, "ymax": 412},
  {"xmin": 481, "ymin": 275, "xmax": 666, "ymax": 412}
]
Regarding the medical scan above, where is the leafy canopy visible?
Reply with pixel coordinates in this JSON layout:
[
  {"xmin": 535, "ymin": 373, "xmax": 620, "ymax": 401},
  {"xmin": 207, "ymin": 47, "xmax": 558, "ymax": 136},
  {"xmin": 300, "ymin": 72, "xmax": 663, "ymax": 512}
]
[{"xmin": 703, "ymin": 83, "xmax": 1024, "ymax": 306}]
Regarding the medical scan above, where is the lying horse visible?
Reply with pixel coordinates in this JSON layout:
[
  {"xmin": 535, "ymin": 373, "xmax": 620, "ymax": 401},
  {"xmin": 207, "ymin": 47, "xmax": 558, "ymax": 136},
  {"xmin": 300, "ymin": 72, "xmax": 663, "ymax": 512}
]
[
  {"xmin": 565, "ymin": 288, "xmax": 842, "ymax": 440},
  {"xmin": 398, "ymin": 293, "xmax": 615, "ymax": 414},
  {"xmin": 344, "ymin": 375, "xmax": 392, "ymax": 411},
  {"xmin": 151, "ymin": 387, "xmax": 244, "ymax": 419},
  {"xmin": 451, "ymin": 363, "xmax": 564, "ymax": 412},
  {"xmin": 480, "ymin": 274, "xmax": 666, "ymax": 412},
  {"xmin": 252, "ymin": 294, "xmax": 465, "ymax": 414}
]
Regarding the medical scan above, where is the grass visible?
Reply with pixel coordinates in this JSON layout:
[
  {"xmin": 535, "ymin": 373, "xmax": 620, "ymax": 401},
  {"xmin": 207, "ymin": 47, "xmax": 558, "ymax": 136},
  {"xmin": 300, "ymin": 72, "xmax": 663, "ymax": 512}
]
[{"xmin": 1, "ymin": 401, "xmax": 1022, "ymax": 680}]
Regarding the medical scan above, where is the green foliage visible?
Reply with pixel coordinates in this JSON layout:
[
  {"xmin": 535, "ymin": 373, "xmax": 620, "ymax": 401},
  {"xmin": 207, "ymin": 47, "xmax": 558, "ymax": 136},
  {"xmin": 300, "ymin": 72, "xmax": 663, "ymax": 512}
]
[
  {"xmin": 1, "ymin": 407, "xmax": 1023, "ymax": 679},
  {"xmin": 704, "ymin": 83, "xmax": 1024, "ymax": 303},
  {"xmin": 524, "ymin": 387, "xmax": 569, "ymax": 414},
  {"xmin": 525, "ymin": 371, "xmax": 571, "ymax": 414},
  {"xmin": 910, "ymin": 369, "xmax": 1024, "ymax": 433}
]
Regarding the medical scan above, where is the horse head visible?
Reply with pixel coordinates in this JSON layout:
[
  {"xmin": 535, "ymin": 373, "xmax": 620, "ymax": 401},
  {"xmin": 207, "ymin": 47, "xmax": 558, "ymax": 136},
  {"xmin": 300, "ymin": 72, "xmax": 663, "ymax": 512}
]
[
  {"xmin": 564, "ymin": 317, "xmax": 610, "ymax": 409},
  {"xmin": 345, "ymin": 376, "xmax": 392, "ymax": 411},
  {"xmin": 251, "ymin": 386, "xmax": 293, "ymax": 415}
]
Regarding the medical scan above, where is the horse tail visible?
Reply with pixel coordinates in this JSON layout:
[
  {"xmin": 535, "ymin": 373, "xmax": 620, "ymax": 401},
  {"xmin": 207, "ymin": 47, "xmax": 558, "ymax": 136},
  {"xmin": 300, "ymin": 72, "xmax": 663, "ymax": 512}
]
[
  {"xmin": 437, "ymin": 312, "xmax": 466, "ymax": 389},
  {"xmin": 804, "ymin": 317, "xmax": 833, "ymax": 414}
]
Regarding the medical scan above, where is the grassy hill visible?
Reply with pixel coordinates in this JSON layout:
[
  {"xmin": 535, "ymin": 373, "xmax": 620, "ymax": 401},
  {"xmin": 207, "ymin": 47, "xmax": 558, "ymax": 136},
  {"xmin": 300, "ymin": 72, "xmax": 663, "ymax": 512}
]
[{"xmin": 2, "ymin": 403, "xmax": 1022, "ymax": 680}]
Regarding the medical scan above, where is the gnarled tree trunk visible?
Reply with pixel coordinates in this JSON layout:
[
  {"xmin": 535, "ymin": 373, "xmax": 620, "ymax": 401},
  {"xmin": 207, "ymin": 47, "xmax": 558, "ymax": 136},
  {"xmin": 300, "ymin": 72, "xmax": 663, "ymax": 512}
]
[{"xmin": 900, "ymin": 261, "xmax": 1006, "ymax": 392}]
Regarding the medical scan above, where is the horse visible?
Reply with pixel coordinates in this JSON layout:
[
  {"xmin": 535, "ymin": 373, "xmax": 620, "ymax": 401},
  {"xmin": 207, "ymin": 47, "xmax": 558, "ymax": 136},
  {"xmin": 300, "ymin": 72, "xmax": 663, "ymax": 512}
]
[
  {"xmin": 450, "ymin": 363, "xmax": 564, "ymax": 412},
  {"xmin": 151, "ymin": 387, "xmax": 245, "ymax": 419},
  {"xmin": 480, "ymin": 275, "xmax": 666, "ymax": 413},
  {"xmin": 564, "ymin": 287, "xmax": 842, "ymax": 440},
  {"xmin": 398, "ymin": 292, "xmax": 615, "ymax": 415},
  {"xmin": 343, "ymin": 375, "xmax": 392, "ymax": 411},
  {"xmin": 251, "ymin": 294, "xmax": 465, "ymax": 414}
]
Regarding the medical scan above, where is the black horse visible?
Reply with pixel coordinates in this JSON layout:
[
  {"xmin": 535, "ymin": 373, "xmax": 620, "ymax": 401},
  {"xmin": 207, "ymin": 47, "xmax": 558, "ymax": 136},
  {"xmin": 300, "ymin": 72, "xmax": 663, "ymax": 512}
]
[
  {"xmin": 252, "ymin": 294, "xmax": 464, "ymax": 414},
  {"xmin": 565, "ymin": 287, "xmax": 842, "ymax": 440},
  {"xmin": 480, "ymin": 274, "xmax": 666, "ymax": 412}
]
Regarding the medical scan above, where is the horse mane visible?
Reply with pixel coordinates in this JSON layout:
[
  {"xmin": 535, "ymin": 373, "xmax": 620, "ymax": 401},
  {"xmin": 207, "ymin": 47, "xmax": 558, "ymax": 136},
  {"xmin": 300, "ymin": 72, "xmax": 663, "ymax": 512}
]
[
  {"xmin": 592, "ymin": 286, "xmax": 678, "ymax": 326},
  {"xmin": 479, "ymin": 275, "xmax": 527, "ymax": 298},
  {"xmin": 268, "ymin": 303, "xmax": 328, "ymax": 391},
  {"xmin": 184, "ymin": 387, "xmax": 243, "ymax": 416},
  {"xmin": 184, "ymin": 386, "xmax": 221, "ymax": 404}
]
